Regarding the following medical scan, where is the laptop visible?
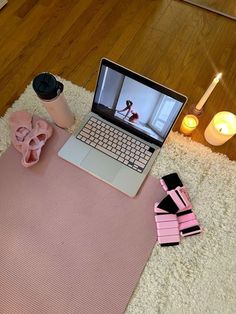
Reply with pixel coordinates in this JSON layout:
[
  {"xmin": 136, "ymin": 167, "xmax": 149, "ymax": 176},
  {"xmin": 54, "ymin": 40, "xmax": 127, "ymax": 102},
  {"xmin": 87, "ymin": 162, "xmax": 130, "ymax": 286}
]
[{"xmin": 58, "ymin": 59, "xmax": 187, "ymax": 197}]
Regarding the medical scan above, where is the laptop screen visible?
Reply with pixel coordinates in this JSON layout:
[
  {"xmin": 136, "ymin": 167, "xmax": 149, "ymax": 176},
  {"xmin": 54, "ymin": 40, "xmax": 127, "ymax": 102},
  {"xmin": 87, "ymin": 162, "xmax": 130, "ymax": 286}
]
[{"xmin": 92, "ymin": 59, "xmax": 187, "ymax": 146}]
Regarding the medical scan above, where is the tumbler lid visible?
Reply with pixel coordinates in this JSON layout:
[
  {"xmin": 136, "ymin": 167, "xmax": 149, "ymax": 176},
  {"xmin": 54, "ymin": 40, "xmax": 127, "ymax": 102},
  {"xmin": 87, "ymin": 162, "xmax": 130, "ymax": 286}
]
[{"xmin": 32, "ymin": 73, "xmax": 64, "ymax": 100}]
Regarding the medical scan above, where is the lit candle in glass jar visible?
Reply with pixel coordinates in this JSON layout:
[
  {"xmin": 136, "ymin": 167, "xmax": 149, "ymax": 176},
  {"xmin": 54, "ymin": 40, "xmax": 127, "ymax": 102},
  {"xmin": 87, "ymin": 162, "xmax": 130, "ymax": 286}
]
[
  {"xmin": 204, "ymin": 111, "xmax": 236, "ymax": 146},
  {"xmin": 180, "ymin": 114, "xmax": 199, "ymax": 135}
]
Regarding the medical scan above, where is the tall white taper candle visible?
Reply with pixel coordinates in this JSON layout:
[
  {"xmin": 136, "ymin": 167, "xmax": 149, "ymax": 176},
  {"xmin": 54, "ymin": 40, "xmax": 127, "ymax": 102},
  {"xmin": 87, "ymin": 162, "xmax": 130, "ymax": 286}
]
[{"xmin": 196, "ymin": 73, "xmax": 222, "ymax": 110}]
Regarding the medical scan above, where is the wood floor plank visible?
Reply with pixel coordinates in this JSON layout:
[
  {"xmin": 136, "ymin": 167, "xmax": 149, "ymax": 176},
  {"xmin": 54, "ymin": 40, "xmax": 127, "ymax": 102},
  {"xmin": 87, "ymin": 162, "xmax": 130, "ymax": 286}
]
[
  {"xmin": 0, "ymin": 3, "xmax": 49, "ymax": 71},
  {"xmin": 84, "ymin": 1, "xmax": 169, "ymax": 90},
  {"xmin": 15, "ymin": 0, "xmax": 40, "ymax": 18},
  {"xmin": 68, "ymin": 0, "xmax": 159, "ymax": 86},
  {"xmin": 0, "ymin": 0, "xmax": 90, "ymax": 112}
]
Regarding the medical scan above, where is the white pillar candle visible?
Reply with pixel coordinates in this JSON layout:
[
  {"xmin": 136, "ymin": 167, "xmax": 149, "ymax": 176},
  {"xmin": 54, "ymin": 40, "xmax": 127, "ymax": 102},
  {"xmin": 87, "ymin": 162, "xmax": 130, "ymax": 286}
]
[
  {"xmin": 196, "ymin": 73, "xmax": 222, "ymax": 110},
  {"xmin": 204, "ymin": 111, "xmax": 236, "ymax": 146}
]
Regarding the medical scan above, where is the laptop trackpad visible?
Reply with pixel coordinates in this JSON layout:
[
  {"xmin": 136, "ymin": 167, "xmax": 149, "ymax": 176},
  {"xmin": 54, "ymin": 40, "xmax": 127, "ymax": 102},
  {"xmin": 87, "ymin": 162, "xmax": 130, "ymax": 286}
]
[{"xmin": 81, "ymin": 150, "xmax": 121, "ymax": 182}]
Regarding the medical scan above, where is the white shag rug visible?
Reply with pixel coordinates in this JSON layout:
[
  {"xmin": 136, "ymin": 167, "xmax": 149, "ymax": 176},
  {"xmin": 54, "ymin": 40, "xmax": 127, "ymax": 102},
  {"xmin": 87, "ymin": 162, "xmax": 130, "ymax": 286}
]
[{"xmin": 1, "ymin": 78, "xmax": 236, "ymax": 314}]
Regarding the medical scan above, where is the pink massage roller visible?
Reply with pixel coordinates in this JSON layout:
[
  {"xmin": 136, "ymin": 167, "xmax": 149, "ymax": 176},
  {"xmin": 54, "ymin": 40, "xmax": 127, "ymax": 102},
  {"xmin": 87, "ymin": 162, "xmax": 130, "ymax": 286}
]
[{"xmin": 160, "ymin": 173, "xmax": 201, "ymax": 237}]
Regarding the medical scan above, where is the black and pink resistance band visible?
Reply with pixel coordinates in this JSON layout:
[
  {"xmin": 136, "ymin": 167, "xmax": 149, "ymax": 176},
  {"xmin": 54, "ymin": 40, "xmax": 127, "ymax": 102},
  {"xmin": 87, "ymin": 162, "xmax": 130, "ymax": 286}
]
[{"xmin": 154, "ymin": 173, "xmax": 202, "ymax": 246}]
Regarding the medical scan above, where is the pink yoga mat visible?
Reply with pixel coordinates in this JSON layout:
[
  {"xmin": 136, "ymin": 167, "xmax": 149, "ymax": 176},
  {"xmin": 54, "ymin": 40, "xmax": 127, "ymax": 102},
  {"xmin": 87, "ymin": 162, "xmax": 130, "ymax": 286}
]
[{"xmin": 0, "ymin": 121, "xmax": 166, "ymax": 314}]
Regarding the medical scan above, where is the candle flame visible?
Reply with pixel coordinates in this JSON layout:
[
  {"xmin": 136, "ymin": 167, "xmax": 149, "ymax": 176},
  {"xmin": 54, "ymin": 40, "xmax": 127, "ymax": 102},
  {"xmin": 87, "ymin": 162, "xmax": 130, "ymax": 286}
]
[
  {"xmin": 184, "ymin": 115, "xmax": 198, "ymax": 128},
  {"xmin": 217, "ymin": 123, "xmax": 229, "ymax": 134},
  {"xmin": 214, "ymin": 73, "xmax": 222, "ymax": 82}
]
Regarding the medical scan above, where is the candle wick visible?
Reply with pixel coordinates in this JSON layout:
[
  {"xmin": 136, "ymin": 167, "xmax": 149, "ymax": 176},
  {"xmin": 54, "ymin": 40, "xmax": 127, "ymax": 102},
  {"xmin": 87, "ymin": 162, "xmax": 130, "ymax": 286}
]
[{"xmin": 219, "ymin": 128, "xmax": 222, "ymax": 133}]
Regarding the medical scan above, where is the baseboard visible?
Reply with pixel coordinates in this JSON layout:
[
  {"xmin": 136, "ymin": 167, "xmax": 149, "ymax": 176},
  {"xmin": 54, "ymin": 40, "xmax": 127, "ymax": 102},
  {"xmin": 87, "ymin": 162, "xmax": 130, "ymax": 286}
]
[
  {"xmin": 182, "ymin": 0, "xmax": 236, "ymax": 21},
  {"xmin": 0, "ymin": 0, "xmax": 7, "ymax": 10}
]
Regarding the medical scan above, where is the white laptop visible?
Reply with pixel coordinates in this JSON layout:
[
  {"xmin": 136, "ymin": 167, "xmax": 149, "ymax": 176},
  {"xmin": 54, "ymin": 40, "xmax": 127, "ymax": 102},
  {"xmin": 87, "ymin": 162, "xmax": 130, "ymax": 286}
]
[{"xmin": 58, "ymin": 59, "xmax": 187, "ymax": 197}]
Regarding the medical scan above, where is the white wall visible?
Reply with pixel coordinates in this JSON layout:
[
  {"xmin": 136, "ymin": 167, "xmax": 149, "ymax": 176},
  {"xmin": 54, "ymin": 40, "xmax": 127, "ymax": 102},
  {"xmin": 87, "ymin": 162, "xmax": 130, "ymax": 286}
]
[
  {"xmin": 95, "ymin": 67, "xmax": 124, "ymax": 109},
  {"xmin": 148, "ymin": 96, "xmax": 182, "ymax": 137}
]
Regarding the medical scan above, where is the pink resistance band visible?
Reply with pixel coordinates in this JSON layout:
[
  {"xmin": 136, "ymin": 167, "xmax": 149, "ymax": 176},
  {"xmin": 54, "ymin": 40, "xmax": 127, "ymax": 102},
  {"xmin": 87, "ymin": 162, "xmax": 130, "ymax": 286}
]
[
  {"xmin": 160, "ymin": 173, "xmax": 202, "ymax": 237},
  {"xmin": 154, "ymin": 202, "xmax": 180, "ymax": 246}
]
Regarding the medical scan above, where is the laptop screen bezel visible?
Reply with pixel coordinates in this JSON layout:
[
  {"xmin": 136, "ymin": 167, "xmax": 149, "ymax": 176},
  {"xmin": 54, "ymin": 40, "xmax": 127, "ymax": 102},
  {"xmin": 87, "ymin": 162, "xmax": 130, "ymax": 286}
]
[{"xmin": 91, "ymin": 58, "xmax": 187, "ymax": 147}]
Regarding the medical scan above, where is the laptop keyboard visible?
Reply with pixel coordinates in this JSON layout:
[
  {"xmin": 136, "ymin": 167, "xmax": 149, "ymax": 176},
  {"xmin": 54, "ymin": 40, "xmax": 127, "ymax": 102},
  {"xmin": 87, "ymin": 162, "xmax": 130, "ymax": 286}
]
[{"xmin": 76, "ymin": 117, "xmax": 155, "ymax": 173}]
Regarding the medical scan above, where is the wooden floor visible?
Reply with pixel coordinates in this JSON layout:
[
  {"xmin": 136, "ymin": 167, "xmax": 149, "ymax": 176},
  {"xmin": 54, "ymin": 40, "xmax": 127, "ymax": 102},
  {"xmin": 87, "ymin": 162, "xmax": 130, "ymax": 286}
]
[
  {"xmin": 184, "ymin": 0, "xmax": 236, "ymax": 19},
  {"xmin": 0, "ymin": 0, "xmax": 235, "ymax": 160}
]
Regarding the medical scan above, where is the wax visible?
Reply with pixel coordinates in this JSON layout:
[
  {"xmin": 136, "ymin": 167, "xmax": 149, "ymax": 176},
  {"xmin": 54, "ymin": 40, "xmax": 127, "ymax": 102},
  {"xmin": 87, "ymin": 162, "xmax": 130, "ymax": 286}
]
[{"xmin": 204, "ymin": 111, "xmax": 236, "ymax": 146}]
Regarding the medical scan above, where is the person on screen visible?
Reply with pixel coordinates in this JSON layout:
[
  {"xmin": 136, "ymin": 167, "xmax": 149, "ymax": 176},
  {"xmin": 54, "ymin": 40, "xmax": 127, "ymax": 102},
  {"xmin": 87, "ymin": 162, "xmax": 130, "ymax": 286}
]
[
  {"xmin": 117, "ymin": 100, "xmax": 133, "ymax": 119},
  {"xmin": 128, "ymin": 111, "xmax": 139, "ymax": 123}
]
